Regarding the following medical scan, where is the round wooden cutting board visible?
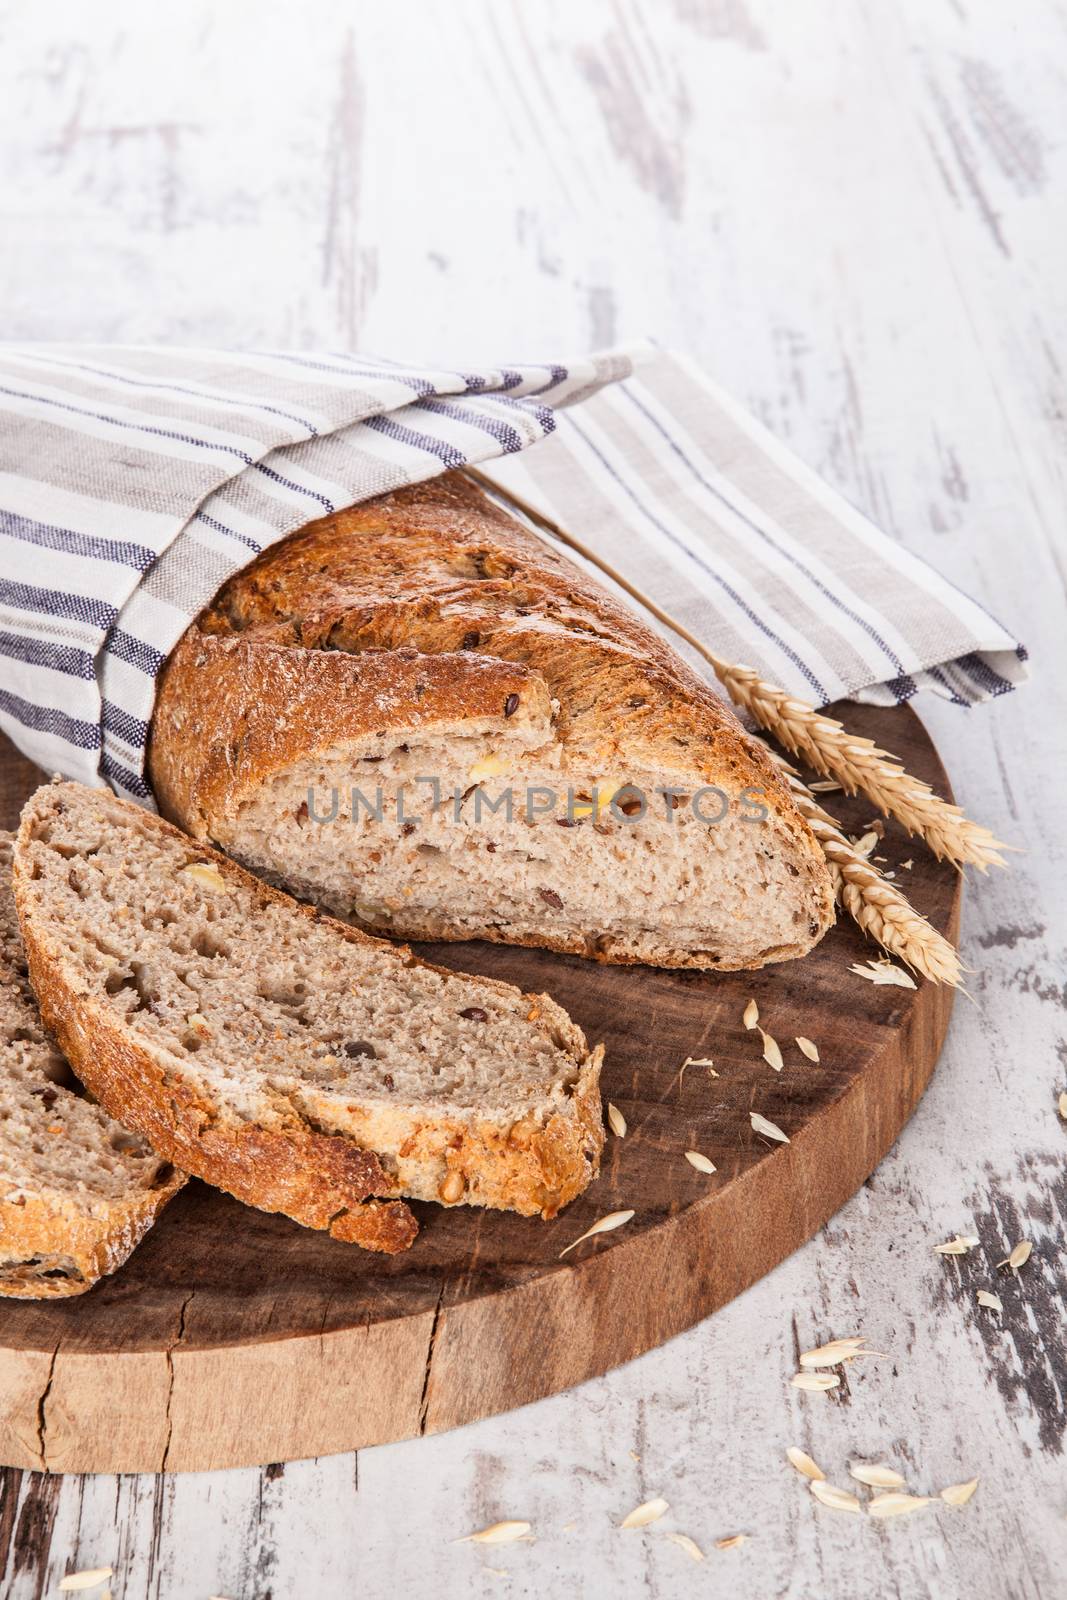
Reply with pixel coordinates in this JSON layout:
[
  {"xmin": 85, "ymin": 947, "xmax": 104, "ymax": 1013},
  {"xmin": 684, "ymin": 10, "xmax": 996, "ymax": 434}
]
[{"xmin": 0, "ymin": 702, "xmax": 959, "ymax": 1474}]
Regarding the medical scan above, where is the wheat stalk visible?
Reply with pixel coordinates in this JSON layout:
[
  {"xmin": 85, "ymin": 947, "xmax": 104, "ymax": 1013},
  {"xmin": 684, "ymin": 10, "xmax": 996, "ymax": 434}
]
[
  {"xmin": 467, "ymin": 469, "xmax": 1009, "ymax": 872},
  {"xmin": 762, "ymin": 744, "xmax": 962, "ymax": 986},
  {"xmin": 707, "ymin": 661, "xmax": 1009, "ymax": 872}
]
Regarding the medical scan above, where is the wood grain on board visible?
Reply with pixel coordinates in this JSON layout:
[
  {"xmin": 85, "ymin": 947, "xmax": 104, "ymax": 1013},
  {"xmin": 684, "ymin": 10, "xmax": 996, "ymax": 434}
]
[
  {"xmin": 0, "ymin": 0, "xmax": 1063, "ymax": 1594},
  {"xmin": 0, "ymin": 705, "xmax": 958, "ymax": 1473}
]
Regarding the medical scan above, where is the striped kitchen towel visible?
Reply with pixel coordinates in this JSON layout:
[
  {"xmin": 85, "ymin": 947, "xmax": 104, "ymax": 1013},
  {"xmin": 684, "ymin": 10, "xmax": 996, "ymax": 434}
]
[
  {"xmin": 0, "ymin": 341, "xmax": 1026, "ymax": 801},
  {"xmin": 483, "ymin": 350, "xmax": 1028, "ymax": 713},
  {"xmin": 0, "ymin": 344, "xmax": 627, "ymax": 796}
]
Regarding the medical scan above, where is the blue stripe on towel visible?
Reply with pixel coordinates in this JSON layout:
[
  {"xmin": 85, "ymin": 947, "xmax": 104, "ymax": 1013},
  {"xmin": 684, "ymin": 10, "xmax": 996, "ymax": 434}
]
[
  {"xmin": 0, "ymin": 506, "xmax": 157, "ymax": 572},
  {"xmin": 362, "ymin": 412, "xmax": 467, "ymax": 471},
  {"xmin": 0, "ymin": 686, "xmax": 101, "ymax": 749},
  {"xmin": 564, "ymin": 412, "xmax": 830, "ymax": 703},
  {"xmin": 0, "ymin": 577, "xmax": 117, "ymax": 631},
  {"xmin": 0, "ymin": 631, "xmax": 96, "ymax": 680}
]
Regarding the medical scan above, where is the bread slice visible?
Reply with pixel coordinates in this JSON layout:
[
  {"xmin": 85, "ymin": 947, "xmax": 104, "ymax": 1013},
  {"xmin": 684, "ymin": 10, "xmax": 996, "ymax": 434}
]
[
  {"xmin": 13, "ymin": 782, "xmax": 603, "ymax": 1254},
  {"xmin": 0, "ymin": 833, "xmax": 183, "ymax": 1298},
  {"xmin": 149, "ymin": 472, "xmax": 835, "ymax": 970}
]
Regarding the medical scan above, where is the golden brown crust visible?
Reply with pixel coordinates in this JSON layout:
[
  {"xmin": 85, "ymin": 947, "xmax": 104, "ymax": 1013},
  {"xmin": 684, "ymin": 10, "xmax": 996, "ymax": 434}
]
[
  {"xmin": 312, "ymin": 1043, "xmax": 604, "ymax": 1220},
  {"xmin": 148, "ymin": 472, "xmax": 834, "ymax": 967},
  {"xmin": 13, "ymin": 784, "xmax": 602, "ymax": 1251},
  {"xmin": 151, "ymin": 632, "xmax": 551, "ymax": 839},
  {"xmin": 0, "ymin": 1179, "xmax": 181, "ymax": 1299}
]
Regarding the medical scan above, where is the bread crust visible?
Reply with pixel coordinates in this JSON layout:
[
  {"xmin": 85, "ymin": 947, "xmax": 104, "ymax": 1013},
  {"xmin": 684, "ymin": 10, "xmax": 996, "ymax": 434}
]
[
  {"xmin": 151, "ymin": 633, "xmax": 553, "ymax": 840},
  {"xmin": 149, "ymin": 471, "xmax": 834, "ymax": 967},
  {"xmin": 296, "ymin": 1041, "xmax": 604, "ymax": 1220},
  {"xmin": 0, "ymin": 833, "xmax": 185, "ymax": 1298},
  {"xmin": 13, "ymin": 784, "xmax": 603, "ymax": 1252},
  {"xmin": 0, "ymin": 1184, "xmax": 181, "ymax": 1300}
]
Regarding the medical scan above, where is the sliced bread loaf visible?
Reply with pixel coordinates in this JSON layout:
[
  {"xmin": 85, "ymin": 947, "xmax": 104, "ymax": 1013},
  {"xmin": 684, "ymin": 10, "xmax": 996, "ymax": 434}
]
[
  {"xmin": 0, "ymin": 833, "xmax": 183, "ymax": 1298},
  {"xmin": 13, "ymin": 783, "xmax": 603, "ymax": 1253},
  {"xmin": 149, "ymin": 472, "xmax": 835, "ymax": 971}
]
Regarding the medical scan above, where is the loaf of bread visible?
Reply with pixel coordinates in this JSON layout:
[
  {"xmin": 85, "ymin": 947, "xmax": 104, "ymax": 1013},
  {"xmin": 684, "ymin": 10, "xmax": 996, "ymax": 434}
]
[
  {"xmin": 14, "ymin": 783, "xmax": 603, "ymax": 1254},
  {"xmin": 0, "ymin": 834, "xmax": 183, "ymax": 1298},
  {"xmin": 150, "ymin": 473, "xmax": 834, "ymax": 970}
]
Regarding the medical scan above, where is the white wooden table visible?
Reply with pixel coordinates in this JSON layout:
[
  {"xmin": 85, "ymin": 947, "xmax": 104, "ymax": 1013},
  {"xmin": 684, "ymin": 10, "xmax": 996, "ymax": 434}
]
[{"xmin": 1, "ymin": 3, "xmax": 1064, "ymax": 1595}]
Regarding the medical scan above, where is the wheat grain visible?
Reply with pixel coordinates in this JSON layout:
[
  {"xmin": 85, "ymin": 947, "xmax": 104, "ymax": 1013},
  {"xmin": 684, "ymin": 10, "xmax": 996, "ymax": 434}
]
[
  {"xmin": 454, "ymin": 1521, "xmax": 532, "ymax": 1545},
  {"xmin": 620, "ymin": 1497, "xmax": 669, "ymax": 1529},
  {"xmin": 791, "ymin": 1371, "xmax": 840, "ymax": 1391},
  {"xmin": 940, "ymin": 1478, "xmax": 979, "ymax": 1506},
  {"xmin": 935, "ymin": 1235, "xmax": 979, "ymax": 1255},
  {"xmin": 800, "ymin": 1336, "xmax": 865, "ymax": 1368},
  {"xmin": 1059, "ymin": 1091, "xmax": 1067, "ymax": 1120},
  {"xmin": 849, "ymin": 1462, "xmax": 905, "ymax": 1488},
  {"xmin": 996, "ymin": 1239, "xmax": 1032, "ymax": 1271},
  {"xmin": 664, "ymin": 1532, "xmax": 705, "ymax": 1561},
  {"xmin": 684, "ymin": 1150, "xmax": 716, "ymax": 1174},
  {"xmin": 679, "ymin": 1055, "xmax": 718, "ymax": 1079},
  {"xmin": 786, "ymin": 1447, "xmax": 826, "ymax": 1481},
  {"xmin": 868, "ymin": 1492, "xmax": 934, "ymax": 1519},
  {"xmin": 59, "ymin": 1573, "xmax": 113, "ymax": 1594},
  {"xmin": 751, "ymin": 1111, "xmax": 790, "ymax": 1143},
  {"xmin": 977, "ymin": 1289, "xmax": 1003, "ymax": 1311},
  {"xmin": 714, "ymin": 1534, "xmax": 749, "ymax": 1550},
  {"xmin": 795, "ymin": 1036, "xmax": 820, "ymax": 1061},
  {"xmin": 758, "ymin": 1028, "xmax": 784, "ymax": 1071},
  {"xmin": 179, "ymin": 862, "xmax": 229, "ymax": 893},
  {"xmin": 810, "ymin": 1480, "xmax": 862, "ymax": 1513},
  {"xmin": 743, "ymin": 998, "xmax": 759, "ymax": 1029},
  {"xmin": 850, "ymin": 958, "xmax": 919, "ymax": 988},
  {"xmin": 606, "ymin": 1102, "xmax": 627, "ymax": 1137},
  {"xmin": 559, "ymin": 1210, "xmax": 634, "ymax": 1257}
]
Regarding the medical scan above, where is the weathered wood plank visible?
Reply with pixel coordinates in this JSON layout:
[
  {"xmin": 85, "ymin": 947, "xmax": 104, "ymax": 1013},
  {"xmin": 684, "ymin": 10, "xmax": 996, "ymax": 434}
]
[{"xmin": 0, "ymin": 0, "xmax": 1064, "ymax": 1594}]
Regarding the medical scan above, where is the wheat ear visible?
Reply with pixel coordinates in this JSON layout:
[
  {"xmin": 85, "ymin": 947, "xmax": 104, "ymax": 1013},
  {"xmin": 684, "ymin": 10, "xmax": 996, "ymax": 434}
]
[
  {"xmin": 761, "ymin": 745, "xmax": 961, "ymax": 986},
  {"xmin": 467, "ymin": 469, "xmax": 1009, "ymax": 873},
  {"xmin": 707, "ymin": 661, "xmax": 1009, "ymax": 872}
]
